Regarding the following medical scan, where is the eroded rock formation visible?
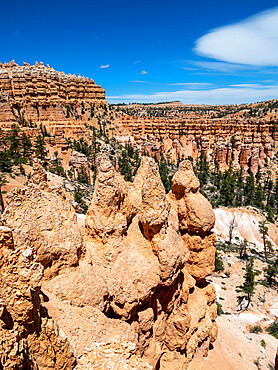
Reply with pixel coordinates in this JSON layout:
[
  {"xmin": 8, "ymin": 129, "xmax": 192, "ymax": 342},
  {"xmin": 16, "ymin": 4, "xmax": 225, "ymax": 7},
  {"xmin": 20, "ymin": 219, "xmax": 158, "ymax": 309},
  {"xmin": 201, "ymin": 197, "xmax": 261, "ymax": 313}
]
[
  {"xmin": 2, "ymin": 159, "xmax": 84, "ymax": 279},
  {"xmin": 1, "ymin": 154, "xmax": 217, "ymax": 369},
  {"xmin": 0, "ymin": 61, "xmax": 107, "ymax": 139},
  {"xmin": 0, "ymin": 226, "xmax": 76, "ymax": 369},
  {"xmin": 0, "ymin": 61, "xmax": 106, "ymax": 108},
  {"xmin": 114, "ymin": 113, "xmax": 277, "ymax": 174}
]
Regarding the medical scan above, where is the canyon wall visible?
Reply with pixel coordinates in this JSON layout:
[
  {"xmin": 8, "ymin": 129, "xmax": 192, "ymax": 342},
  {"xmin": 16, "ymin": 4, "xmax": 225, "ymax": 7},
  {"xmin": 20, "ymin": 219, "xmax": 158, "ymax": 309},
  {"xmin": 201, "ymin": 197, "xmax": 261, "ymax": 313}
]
[
  {"xmin": 114, "ymin": 114, "xmax": 277, "ymax": 174},
  {"xmin": 0, "ymin": 61, "xmax": 106, "ymax": 139},
  {"xmin": 0, "ymin": 60, "xmax": 106, "ymax": 108},
  {"xmin": 1, "ymin": 155, "xmax": 217, "ymax": 369}
]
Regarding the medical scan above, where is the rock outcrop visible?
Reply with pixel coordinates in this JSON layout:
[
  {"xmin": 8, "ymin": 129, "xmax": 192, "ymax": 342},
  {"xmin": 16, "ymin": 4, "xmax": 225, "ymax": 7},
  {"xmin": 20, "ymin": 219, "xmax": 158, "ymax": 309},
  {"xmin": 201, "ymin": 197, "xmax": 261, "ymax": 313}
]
[
  {"xmin": 2, "ymin": 159, "xmax": 84, "ymax": 279},
  {"xmin": 83, "ymin": 154, "xmax": 217, "ymax": 368},
  {"xmin": 0, "ymin": 61, "xmax": 107, "ymax": 139},
  {"xmin": 0, "ymin": 61, "xmax": 106, "ymax": 108},
  {"xmin": 113, "ymin": 112, "xmax": 277, "ymax": 174},
  {"xmin": 0, "ymin": 226, "xmax": 76, "ymax": 369},
  {"xmin": 1, "ymin": 154, "xmax": 217, "ymax": 369}
]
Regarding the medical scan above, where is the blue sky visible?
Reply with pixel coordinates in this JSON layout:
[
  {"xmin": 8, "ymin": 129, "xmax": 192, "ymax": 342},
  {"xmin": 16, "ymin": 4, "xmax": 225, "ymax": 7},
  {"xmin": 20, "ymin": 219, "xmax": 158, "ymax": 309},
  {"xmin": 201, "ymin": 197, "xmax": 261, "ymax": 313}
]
[{"xmin": 1, "ymin": 0, "xmax": 278, "ymax": 104}]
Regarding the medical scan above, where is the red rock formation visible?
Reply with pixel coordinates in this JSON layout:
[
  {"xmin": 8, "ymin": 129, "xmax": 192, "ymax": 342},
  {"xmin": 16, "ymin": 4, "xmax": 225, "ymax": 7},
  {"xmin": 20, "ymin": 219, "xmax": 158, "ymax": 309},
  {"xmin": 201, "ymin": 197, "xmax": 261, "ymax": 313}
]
[
  {"xmin": 1, "ymin": 153, "xmax": 218, "ymax": 368},
  {"xmin": 0, "ymin": 61, "xmax": 106, "ymax": 109},
  {"xmin": 0, "ymin": 61, "xmax": 107, "ymax": 140},
  {"xmin": 2, "ymin": 159, "xmax": 84, "ymax": 279},
  {"xmin": 0, "ymin": 226, "xmax": 76, "ymax": 368},
  {"xmin": 113, "ymin": 112, "xmax": 277, "ymax": 174}
]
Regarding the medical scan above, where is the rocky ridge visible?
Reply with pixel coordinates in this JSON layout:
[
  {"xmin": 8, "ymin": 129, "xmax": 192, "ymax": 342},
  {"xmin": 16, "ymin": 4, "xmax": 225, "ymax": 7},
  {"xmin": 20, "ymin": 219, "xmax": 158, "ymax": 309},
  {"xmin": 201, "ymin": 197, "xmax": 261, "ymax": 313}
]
[
  {"xmin": 1, "ymin": 154, "xmax": 217, "ymax": 369},
  {"xmin": 0, "ymin": 61, "xmax": 106, "ymax": 140},
  {"xmin": 113, "ymin": 112, "xmax": 277, "ymax": 174}
]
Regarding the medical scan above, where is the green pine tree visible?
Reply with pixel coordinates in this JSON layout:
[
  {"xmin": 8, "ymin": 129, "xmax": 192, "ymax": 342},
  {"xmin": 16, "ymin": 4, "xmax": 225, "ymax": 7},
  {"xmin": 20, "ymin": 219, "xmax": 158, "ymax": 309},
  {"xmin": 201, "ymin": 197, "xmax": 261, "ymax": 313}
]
[
  {"xmin": 237, "ymin": 257, "xmax": 259, "ymax": 309},
  {"xmin": 258, "ymin": 220, "xmax": 269, "ymax": 261},
  {"xmin": 0, "ymin": 173, "xmax": 8, "ymax": 213},
  {"xmin": 34, "ymin": 135, "xmax": 47, "ymax": 165}
]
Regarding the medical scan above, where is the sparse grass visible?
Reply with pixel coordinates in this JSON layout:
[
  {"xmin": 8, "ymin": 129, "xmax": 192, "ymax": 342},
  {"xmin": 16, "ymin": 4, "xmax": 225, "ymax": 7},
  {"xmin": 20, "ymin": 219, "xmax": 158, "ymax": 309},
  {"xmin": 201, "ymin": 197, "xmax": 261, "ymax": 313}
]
[{"xmin": 250, "ymin": 325, "xmax": 262, "ymax": 334}]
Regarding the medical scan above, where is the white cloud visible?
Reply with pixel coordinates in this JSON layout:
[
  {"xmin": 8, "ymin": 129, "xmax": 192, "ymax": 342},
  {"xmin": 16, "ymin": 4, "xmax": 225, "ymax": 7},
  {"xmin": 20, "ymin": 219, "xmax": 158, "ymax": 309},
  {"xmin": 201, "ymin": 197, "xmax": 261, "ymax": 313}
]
[
  {"xmin": 140, "ymin": 70, "xmax": 148, "ymax": 75},
  {"xmin": 191, "ymin": 61, "xmax": 253, "ymax": 73},
  {"xmin": 107, "ymin": 84, "xmax": 278, "ymax": 105},
  {"xmin": 100, "ymin": 64, "xmax": 110, "ymax": 69},
  {"xmin": 130, "ymin": 80, "xmax": 148, "ymax": 83},
  {"xmin": 195, "ymin": 7, "xmax": 278, "ymax": 66},
  {"xmin": 229, "ymin": 83, "xmax": 273, "ymax": 88},
  {"xmin": 170, "ymin": 82, "xmax": 212, "ymax": 87},
  {"xmin": 133, "ymin": 61, "xmax": 141, "ymax": 64}
]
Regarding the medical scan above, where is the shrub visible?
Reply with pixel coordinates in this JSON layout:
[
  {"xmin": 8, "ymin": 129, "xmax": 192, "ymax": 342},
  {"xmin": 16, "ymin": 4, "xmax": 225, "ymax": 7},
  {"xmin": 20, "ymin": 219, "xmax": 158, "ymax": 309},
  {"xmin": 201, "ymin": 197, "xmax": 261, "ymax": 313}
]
[
  {"xmin": 216, "ymin": 301, "xmax": 223, "ymax": 316},
  {"xmin": 250, "ymin": 325, "xmax": 262, "ymax": 334},
  {"xmin": 266, "ymin": 320, "xmax": 278, "ymax": 339},
  {"xmin": 215, "ymin": 252, "xmax": 224, "ymax": 272}
]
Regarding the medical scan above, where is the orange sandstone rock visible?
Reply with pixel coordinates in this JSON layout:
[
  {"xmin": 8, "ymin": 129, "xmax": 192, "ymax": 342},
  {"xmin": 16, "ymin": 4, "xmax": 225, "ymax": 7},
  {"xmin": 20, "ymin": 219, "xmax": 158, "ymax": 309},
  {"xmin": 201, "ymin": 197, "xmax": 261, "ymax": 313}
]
[{"xmin": 1, "ymin": 153, "xmax": 218, "ymax": 369}]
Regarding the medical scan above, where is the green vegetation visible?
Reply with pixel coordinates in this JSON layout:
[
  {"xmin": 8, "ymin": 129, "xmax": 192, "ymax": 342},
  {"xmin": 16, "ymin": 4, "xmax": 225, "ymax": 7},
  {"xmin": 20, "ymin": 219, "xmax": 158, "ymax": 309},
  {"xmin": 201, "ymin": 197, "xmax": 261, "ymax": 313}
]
[
  {"xmin": 258, "ymin": 220, "xmax": 271, "ymax": 261},
  {"xmin": 250, "ymin": 324, "xmax": 262, "ymax": 334},
  {"xmin": 193, "ymin": 154, "xmax": 278, "ymax": 223},
  {"xmin": 215, "ymin": 252, "xmax": 224, "ymax": 272},
  {"xmin": 0, "ymin": 173, "xmax": 8, "ymax": 214},
  {"xmin": 0, "ymin": 125, "xmax": 33, "ymax": 171},
  {"xmin": 73, "ymin": 186, "xmax": 89, "ymax": 213},
  {"xmin": 237, "ymin": 257, "xmax": 259, "ymax": 309},
  {"xmin": 266, "ymin": 320, "xmax": 278, "ymax": 339}
]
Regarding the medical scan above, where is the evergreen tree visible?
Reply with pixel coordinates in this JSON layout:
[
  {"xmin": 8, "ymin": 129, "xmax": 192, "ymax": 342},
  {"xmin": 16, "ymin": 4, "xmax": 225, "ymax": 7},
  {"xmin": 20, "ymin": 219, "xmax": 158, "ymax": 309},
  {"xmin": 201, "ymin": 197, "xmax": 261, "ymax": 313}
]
[
  {"xmin": 6, "ymin": 124, "xmax": 21, "ymax": 164},
  {"xmin": 217, "ymin": 171, "xmax": 235, "ymax": 206},
  {"xmin": 34, "ymin": 135, "xmax": 47, "ymax": 164},
  {"xmin": 258, "ymin": 220, "xmax": 269, "ymax": 261},
  {"xmin": 196, "ymin": 150, "xmax": 209, "ymax": 186},
  {"xmin": 253, "ymin": 183, "xmax": 265, "ymax": 209},
  {"xmin": 0, "ymin": 173, "xmax": 8, "ymax": 213},
  {"xmin": 239, "ymin": 239, "xmax": 248, "ymax": 259},
  {"xmin": 237, "ymin": 257, "xmax": 259, "ymax": 309},
  {"xmin": 159, "ymin": 154, "xmax": 172, "ymax": 193},
  {"xmin": 0, "ymin": 150, "xmax": 12, "ymax": 172},
  {"xmin": 264, "ymin": 258, "xmax": 278, "ymax": 285},
  {"xmin": 119, "ymin": 149, "xmax": 132, "ymax": 182},
  {"xmin": 21, "ymin": 132, "xmax": 32, "ymax": 163},
  {"xmin": 244, "ymin": 173, "xmax": 255, "ymax": 206},
  {"xmin": 77, "ymin": 165, "xmax": 90, "ymax": 184}
]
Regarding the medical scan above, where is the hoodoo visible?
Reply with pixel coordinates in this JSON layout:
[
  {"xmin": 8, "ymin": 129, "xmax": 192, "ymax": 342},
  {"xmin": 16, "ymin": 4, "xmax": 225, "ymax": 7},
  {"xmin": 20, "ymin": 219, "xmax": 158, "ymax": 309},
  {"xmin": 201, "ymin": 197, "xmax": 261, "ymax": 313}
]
[{"xmin": 1, "ymin": 155, "xmax": 217, "ymax": 368}]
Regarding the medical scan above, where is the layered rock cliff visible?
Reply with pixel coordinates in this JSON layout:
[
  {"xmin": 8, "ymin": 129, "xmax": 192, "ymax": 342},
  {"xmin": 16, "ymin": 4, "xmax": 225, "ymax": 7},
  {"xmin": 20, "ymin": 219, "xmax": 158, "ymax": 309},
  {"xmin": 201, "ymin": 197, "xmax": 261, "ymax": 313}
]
[
  {"xmin": 0, "ymin": 60, "xmax": 106, "ymax": 108},
  {"xmin": 0, "ymin": 61, "xmax": 106, "ymax": 138},
  {"xmin": 113, "ymin": 112, "xmax": 277, "ymax": 174},
  {"xmin": 1, "ymin": 154, "xmax": 217, "ymax": 369}
]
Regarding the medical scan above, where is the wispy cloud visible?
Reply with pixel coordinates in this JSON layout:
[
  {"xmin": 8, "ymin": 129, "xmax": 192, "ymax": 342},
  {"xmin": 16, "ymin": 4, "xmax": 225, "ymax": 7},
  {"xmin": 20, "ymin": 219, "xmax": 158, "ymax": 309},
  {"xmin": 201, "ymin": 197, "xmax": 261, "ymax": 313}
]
[
  {"xmin": 133, "ymin": 61, "xmax": 141, "ymax": 64},
  {"xmin": 100, "ymin": 64, "xmax": 110, "ymax": 69},
  {"xmin": 194, "ymin": 7, "xmax": 278, "ymax": 66},
  {"xmin": 191, "ymin": 61, "xmax": 253, "ymax": 73},
  {"xmin": 107, "ymin": 83, "xmax": 278, "ymax": 105},
  {"xmin": 229, "ymin": 83, "xmax": 273, "ymax": 88},
  {"xmin": 130, "ymin": 80, "xmax": 149, "ymax": 83},
  {"xmin": 92, "ymin": 32, "xmax": 100, "ymax": 41},
  {"xmin": 170, "ymin": 82, "xmax": 212, "ymax": 88},
  {"xmin": 140, "ymin": 70, "xmax": 148, "ymax": 75}
]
